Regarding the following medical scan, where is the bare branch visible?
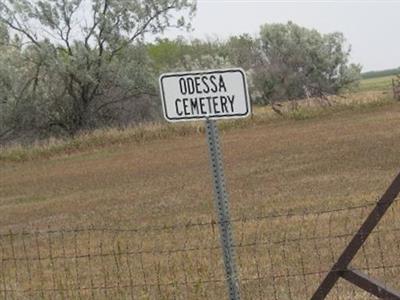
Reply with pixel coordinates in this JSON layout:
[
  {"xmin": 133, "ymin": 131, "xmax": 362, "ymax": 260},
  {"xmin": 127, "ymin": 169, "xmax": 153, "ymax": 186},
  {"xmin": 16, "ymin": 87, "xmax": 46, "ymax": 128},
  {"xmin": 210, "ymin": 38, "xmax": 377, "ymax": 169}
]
[
  {"xmin": 84, "ymin": 7, "xmax": 99, "ymax": 50},
  {"xmin": 97, "ymin": 0, "xmax": 110, "ymax": 58},
  {"xmin": 54, "ymin": 0, "xmax": 81, "ymax": 55},
  {"xmin": 110, "ymin": 3, "xmax": 177, "ymax": 57},
  {"xmin": 0, "ymin": 17, "xmax": 40, "ymax": 48},
  {"xmin": 0, "ymin": 2, "xmax": 41, "ymax": 47}
]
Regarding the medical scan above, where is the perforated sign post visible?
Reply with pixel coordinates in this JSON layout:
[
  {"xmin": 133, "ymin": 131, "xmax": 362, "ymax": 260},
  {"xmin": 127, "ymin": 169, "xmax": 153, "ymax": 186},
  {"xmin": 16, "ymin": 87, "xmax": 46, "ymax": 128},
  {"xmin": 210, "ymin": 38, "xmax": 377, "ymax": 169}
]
[{"xmin": 159, "ymin": 68, "xmax": 251, "ymax": 300}]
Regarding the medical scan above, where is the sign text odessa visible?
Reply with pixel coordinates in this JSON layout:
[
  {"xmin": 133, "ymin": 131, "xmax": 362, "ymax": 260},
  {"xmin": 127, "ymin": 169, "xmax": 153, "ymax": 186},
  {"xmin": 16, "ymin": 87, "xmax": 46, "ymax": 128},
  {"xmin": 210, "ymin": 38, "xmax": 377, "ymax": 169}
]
[{"xmin": 159, "ymin": 68, "xmax": 250, "ymax": 122}]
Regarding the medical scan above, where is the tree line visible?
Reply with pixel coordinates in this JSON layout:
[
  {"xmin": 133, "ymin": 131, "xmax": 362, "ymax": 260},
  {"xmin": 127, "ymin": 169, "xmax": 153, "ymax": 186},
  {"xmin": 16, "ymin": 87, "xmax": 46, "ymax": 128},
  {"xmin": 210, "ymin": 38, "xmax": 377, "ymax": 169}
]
[
  {"xmin": 362, "ymin": 68, "xmax": 400, "ymax": 79},
  {"xmin": 0, "ymin": 0, "xmax": 361, "ymax": 144}
]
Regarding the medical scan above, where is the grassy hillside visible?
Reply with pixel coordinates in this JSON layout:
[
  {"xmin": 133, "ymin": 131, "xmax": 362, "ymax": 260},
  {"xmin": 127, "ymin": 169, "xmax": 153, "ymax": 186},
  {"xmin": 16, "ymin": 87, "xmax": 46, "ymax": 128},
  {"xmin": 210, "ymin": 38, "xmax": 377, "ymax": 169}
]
[
  {"xmin": 0, "ymin": 89, "xmax": 392, "ymax": 162},
  {"xmin": 1, "ymin": 90, "xmax": 400, "ymax": 298},
  {"xmin": 358, "ymin": 74, "xmax": 397, "ymax": 92},
  {"xmin": 0, "ymin": 94, "xmax": 399, "ymax": 228}
]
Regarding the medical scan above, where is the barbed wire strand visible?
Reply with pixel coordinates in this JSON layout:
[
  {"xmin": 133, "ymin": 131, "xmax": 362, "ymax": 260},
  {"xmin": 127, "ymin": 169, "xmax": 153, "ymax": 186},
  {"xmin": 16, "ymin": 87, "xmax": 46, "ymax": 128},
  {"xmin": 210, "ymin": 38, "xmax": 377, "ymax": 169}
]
[{"xmin": 1, "ymin": 199, "xmax": 396, "ymax": 239}]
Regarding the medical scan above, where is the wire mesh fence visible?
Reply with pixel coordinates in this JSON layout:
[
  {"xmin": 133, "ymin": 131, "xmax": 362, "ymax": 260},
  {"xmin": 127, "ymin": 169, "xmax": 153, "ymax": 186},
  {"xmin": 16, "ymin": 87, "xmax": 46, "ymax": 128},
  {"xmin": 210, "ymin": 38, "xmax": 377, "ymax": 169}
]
[{"xmin": 1, "ymin": 198, "xmax": 400, "ymax": 299}]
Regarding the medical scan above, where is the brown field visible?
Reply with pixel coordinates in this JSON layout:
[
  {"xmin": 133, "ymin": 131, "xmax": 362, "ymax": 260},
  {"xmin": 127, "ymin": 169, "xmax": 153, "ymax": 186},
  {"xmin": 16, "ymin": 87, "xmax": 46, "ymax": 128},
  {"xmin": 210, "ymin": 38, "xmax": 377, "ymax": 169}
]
[{"xmin": 1, "ymin": 91, "xmax": 400, "ymax": 299}]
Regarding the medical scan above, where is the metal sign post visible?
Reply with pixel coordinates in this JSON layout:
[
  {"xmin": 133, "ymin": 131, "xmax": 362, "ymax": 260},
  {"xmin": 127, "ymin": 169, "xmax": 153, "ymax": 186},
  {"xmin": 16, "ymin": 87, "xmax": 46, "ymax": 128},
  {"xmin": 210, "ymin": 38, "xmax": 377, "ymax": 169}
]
[
  {"xmin": 205, "ymin": 118, "xmax": 240, "ymax": 300},
  {"xmin": 159, "ymin": 68, "xmax": 250, "ymax": 300}
]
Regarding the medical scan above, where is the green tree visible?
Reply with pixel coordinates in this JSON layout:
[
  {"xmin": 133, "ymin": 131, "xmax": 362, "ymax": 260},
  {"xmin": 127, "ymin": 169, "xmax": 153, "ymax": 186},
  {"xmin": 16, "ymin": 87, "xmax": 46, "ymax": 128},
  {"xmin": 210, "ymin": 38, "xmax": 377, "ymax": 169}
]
[
  {"xmin": 224, "ymin": 34, "xmax": 259, "ymax": 70},
  {"xmin": 0, "ymin": 25, "xmax": 35, "ymax": 142},
  {"xmin": 254, "ymin": 22, "xmax": 361, "ymax": 104},
  {"xmin": 0, "ymin": 0, "xmax": 196, "ymax": 140},
  {"xmin": 0, "ymin": 23, "xmax": 8, "ymax": 45},
  {"xmin": 148, "ymin": 37, "xmax": 229, "ymax": 73}
]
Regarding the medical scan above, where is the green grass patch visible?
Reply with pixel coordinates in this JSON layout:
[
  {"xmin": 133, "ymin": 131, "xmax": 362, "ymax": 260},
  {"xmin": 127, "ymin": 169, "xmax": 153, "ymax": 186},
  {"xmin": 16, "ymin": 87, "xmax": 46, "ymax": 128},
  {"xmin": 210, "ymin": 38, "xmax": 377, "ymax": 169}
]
[
  {"xmin": 14, "ymin": 195, "xmax": 47, "ymax": 205},
  {"xmin": 359, "ymin": 75, "xmax": 395, "ymax": 92}
]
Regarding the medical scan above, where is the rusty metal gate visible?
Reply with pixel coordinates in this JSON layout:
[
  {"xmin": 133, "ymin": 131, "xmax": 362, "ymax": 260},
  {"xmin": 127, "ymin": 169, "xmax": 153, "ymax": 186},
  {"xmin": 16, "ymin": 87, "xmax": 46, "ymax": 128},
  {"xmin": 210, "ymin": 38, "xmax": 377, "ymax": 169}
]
[{"xmin": 312, "ymin": 172, "xmax": 400, "ymax": 299}]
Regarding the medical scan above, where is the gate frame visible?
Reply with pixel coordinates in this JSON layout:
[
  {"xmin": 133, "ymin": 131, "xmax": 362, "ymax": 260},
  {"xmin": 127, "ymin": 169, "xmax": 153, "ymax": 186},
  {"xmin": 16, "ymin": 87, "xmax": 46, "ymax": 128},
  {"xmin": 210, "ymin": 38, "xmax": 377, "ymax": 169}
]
[{"xmin": 311, "ymin": 172, "xmax": 400, "ymax": 299}]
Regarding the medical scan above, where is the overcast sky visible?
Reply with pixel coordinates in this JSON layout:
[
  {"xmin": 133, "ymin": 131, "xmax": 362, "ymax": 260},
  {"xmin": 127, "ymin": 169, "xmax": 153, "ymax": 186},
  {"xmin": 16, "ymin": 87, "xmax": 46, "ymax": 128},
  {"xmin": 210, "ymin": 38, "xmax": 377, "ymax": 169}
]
[{"xmin": 163, "ymin": 0, "xmax": 400, "ymax": 72}]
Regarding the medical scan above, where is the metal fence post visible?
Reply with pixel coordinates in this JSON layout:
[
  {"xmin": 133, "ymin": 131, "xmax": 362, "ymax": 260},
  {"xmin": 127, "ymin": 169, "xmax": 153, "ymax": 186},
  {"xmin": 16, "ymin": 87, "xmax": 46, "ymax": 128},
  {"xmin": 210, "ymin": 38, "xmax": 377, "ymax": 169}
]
[{"xmin": 205, "ymin": 118, "xmax": 241, "ymax": 300}]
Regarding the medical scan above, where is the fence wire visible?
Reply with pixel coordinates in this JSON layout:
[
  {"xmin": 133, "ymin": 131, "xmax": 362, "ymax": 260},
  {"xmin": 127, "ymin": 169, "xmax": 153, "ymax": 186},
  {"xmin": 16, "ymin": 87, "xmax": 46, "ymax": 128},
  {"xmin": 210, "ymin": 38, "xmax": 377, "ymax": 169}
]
[{"xmin": 1, "ymin": 199, "xmax": 400, "ymax": 299}]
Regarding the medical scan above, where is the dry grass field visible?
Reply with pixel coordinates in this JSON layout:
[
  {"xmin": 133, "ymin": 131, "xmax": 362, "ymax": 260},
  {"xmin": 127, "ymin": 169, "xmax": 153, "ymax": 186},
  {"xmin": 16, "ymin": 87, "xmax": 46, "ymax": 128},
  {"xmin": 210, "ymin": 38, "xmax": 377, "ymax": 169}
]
[{"xmin": 1, "ymin": 86, "xmax": 400, "ymax": 298}]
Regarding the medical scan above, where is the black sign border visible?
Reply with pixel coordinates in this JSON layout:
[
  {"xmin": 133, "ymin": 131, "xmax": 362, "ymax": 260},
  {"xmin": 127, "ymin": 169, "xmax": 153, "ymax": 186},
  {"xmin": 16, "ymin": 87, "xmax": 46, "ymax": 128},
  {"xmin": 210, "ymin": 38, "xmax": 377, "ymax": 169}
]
[{"xmin": 159, "ymin": 68, "xmax": 251, "ymax": 122}]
